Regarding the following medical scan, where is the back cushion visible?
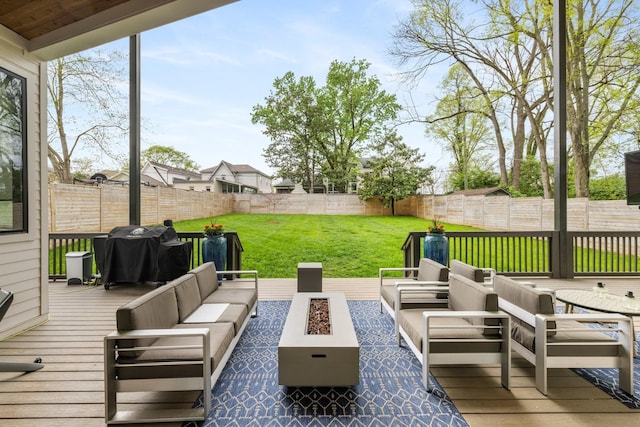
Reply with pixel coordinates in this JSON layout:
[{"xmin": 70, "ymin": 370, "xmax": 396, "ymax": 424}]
[
  {"xmin": 116, "ymin": 285, "xmax": 179, "ymax": 331},
  {"xmin": 450, "ymin": 260, "xmax": 485, "ymax": 283},
  {"xmin": 416, "ymin": 258, "xmax": 449, "ymax": 282},
  {"xmin": 170, "ymin": 274, "xmax": 203, "ymax": 321},
  {"xmin": 493, "ymin": 275, "xmax": 556, "ymax": 351},
  {"xmin": 116, "ymin": 285, "xmax": 179, "ymax": 355},
  {"xmin": 188, "ymin": 262, "xmax": 219, "ymax": 300},
  {"xmin": 448, "ymin": 274, "xmax": 499, "ymax": 336}
]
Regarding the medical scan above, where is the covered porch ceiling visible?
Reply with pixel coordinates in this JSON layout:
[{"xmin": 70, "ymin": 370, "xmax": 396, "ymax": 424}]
[{"xmin": 0, "ymin": 0, "xmax": 238, "ymax": 60}]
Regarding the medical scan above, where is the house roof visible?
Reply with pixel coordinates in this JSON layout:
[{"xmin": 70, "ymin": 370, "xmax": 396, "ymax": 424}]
[
  {"xmin": 201, "ymin": 160, "xmax": 270, "ymax": 178},
  {"xmin": 449, "ymin": 187, "xmax": 511, "ymax": 197},
  {"xmin": 0, "ymin": 0, "xmax": 237, "ymax": 60},
  {"xmin": 145, "ymin": 161, "xmax": 200, "ymax": 180}
]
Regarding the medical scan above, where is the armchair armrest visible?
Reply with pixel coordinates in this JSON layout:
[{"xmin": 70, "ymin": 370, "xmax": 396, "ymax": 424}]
[
  {"xmin": 379, "ymin": 267, "xmax": 419, "ymax": 286},
  {"xmin": 394, "ymin": 280, "xmax": 448, "ymax": 287},
  {"xmin": 394, "ymin": 285, "xmax": 451, "ymax": 337}
]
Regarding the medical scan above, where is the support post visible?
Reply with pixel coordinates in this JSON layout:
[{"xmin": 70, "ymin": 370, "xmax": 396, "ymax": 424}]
[
  {"xmin": 129, "ymin": 34, "xmax": 141, "ymax": 226},
  {"xmin": 553, "ymin": 1, "xmax": 573, "ymax": 278}
]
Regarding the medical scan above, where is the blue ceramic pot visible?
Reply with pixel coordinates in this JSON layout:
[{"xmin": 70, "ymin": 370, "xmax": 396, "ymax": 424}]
[
  {"xmin": 424, "ymin": 233, "xmax": 449, "ymax": 266},
  {"xmin": 202, "ymin": 234, "xmax": 227, "ymax": 282}
]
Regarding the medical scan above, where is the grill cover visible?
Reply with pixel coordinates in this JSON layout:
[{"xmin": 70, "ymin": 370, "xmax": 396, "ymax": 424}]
[{"xmin": 102, "ymin": 226, "xmax": 191, "ymax": 284}]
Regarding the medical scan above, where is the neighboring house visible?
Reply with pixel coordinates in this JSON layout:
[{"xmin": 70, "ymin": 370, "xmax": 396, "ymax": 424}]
[
  {"xmin": 140, "ymin": 161, "xmax": 200, "ymax": 187},
  {"xmin": 273, "ymin": 178, "xmax": 296, "ymax": 194},
  {"xmin": 189, "ymin": 161, "xmax": 272, "ymax": 194}
]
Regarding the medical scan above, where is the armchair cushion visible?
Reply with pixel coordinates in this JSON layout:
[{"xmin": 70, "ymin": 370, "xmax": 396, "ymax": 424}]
[
  {"xmin": 493, "ymin": 275, "xmax": 556, "ymax": 351},
  {"xmin": 450, "ymin": 259, "xmax": 485, "ymax": 283},
  {"xmin": 447, "ymin": 273, "xmax": 499, "ymax": 336},
  {"xmin": 416, "ymin": 258, "xmax": 449, "ymax": 282}
]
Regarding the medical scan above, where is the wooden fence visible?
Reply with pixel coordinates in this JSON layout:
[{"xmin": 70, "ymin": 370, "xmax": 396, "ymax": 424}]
[{"xmin": 49, "ymin": 183, "xmax": 640, "ymax": 233}]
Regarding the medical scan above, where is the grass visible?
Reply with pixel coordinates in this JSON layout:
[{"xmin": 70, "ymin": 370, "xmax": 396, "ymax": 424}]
[{"xmin": 175, "ymin": 214, "xmax": 479, "ymax": 278}]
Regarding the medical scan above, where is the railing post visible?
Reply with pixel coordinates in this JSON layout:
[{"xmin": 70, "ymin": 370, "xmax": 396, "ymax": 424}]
[{"xmin": 550, "ymin": 230, "xmax": 574, "ymax": 278}]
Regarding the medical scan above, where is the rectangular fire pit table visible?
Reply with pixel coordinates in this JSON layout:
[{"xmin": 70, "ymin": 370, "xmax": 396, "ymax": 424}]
[{"xmin": 278, "ymin": 292, "xmax": 360, "ymax": 386}]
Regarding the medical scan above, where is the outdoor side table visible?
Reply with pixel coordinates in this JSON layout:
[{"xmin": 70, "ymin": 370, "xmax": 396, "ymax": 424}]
[{"xmin": 297, "ymin": 262, "xmax": 322, "ymax": 292}]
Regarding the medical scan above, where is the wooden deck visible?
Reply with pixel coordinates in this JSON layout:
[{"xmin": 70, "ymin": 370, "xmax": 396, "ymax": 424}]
[{"xmin": 0, "ymin": 277, "xmax": 639, "ymax": 426}]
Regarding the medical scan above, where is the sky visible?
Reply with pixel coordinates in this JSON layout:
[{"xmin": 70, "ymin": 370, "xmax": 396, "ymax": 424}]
[{"xmin": 94, "ymin": 0, "xmax": 453, "ymax": 178}]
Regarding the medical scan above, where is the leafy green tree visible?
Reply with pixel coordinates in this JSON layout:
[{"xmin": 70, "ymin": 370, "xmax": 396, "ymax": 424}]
[
  {"xmin": 510, "ymin": 155, "xmax": 546, "ymax": 197},
  {"xmin": 589, "ymin": 174, "xmax": 626, "ymax": 200},
  {"xmin": 358, "ymin": 130, "xmax": 434, "ymax": 215},
  {"xmin": 47, "ymin": 49, "xmax": 128, "ymax": 183},
  {"xmin": 251, "ymin": 72, "xmax": 324, "ymax": 188},
  {"xmin": 141, "ymin": 145, "xmax": 200, "ymax": 171},
  {"xmin": 449, "ymin": 167, "xmax": 500, "ymax": 192},
  {"xmin": 252, "ymin": 58, "xmax": 401, "ymax": 192}
]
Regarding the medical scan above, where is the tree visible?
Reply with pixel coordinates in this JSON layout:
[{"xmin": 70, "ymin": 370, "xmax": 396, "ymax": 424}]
[
  {"xmin": 426, "ymin": 65, "xmax": 492, "ymax": 190},
  {"xmin": 47, "ymin": 49, "xmax": 128, "ymax": 183},
  {"xmin": 316, "ymin": 59, "xmax": 402, "ymax": 192},
  {"xmin": 391, "ymin": 0, "xmax": 640, "ymax": 198},
  {"xmin": 357, "ymin": 130, "xmax": 434, "ymax": 215},
  {"xmin": 141, "ymin": 145, "xmax": 200, "ymax": 171},
  {"xmin": 251, "ymin": 72, "xmax": 324, "ymax": 188},
  {"xmin": 252, "ymin": 58, "xmax": 401, "ymax": 192},
  {"xmin": 449, "ymin": 167, "xmax": 500, "ymax": 192}
]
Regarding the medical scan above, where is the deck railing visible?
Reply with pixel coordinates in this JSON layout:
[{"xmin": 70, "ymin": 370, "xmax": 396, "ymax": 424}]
[
  {"xmin": 403, "ymin": 231, "xmax": 640, "ymax": 277},
  {"xmin": 48, "ymin": 232, "xmax": 243, "ymax": 281}
]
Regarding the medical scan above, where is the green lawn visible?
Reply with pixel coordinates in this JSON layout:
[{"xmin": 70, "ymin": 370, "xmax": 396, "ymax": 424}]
[{"xmin": 175, "ymin": 214, "xmax": 479, "ymax": 278}]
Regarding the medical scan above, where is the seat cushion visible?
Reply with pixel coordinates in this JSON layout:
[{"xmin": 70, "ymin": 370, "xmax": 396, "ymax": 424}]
[
  {"xmin": 398, "ymin": 309, "xmax": 502, "ymax": 354},
  {"xmin": 203, "ymin": 287, "xmax": 257, "ymax": 311},
  {"xmin": 184, "ymin": 303, "xmax": 248, "ymax": 335},
  {"xmin": 548, "ymin": 320, "xmax": 619, "ymax": 357},
  {"xmin": 116, "ymin": 322, "xmax": 234, "ymax": 380}
]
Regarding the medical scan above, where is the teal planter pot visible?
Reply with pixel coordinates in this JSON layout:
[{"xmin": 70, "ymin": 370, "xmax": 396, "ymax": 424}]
[
  {"xmin": 202, "ymin": 235, "xmax": 227, "ymax": 283},
  {"xmin": 424, "ymin": 233, "xmax": 449, "ymax": 266}
]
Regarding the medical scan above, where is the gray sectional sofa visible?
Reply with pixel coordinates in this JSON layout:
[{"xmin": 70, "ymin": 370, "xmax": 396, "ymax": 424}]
[{"xmin": 104, "ymin": 262, "xmax": 258, "ymax": 424}]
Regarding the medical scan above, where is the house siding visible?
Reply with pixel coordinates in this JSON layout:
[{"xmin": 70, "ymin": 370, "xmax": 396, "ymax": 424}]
[{"xmin": 0, "ymin": 41, "xmax": 48, "ymax": 339}]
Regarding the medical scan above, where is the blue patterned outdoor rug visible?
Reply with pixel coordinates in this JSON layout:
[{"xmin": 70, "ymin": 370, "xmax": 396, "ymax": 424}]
[{"xmin": 186, "ymin": 300, "xmax": 468, "ymax": 427}]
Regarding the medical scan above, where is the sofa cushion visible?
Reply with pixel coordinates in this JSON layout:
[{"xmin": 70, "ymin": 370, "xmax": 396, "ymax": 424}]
[
  {"xmin": 170, "ymin": 274, "xmax": 203, "ymax": 321},
  {"xmin": 188, "ymin": 262, "xmax": 219, "ymax": 301},
  {"xmin": 493, "ymin": 275, "xmax": 556, "ymax": 352},
  {"xmin": 203, "ymin": 287, "xmax": 257, "ymax": 311},
  {"xmin": 450, "ymin": 260, "xmax": 485, "ymax": 283},
  {"xmin": 116, "ymin": 322, "xmax": 235, "ymax": 380},
  {"xmin": 116, "ymin": 284, "xmax": 179, "ymax": 331},
  {"xmin": 115, "ymin": 284, "xmax": 180, "ymax": 355},
  {"xmin": 184, "ymin": 303, "xmax": 249, "ymax": 335},
  {"xmin": 447, "ymin": 274, "xmax": 499, "ymax": 335}
]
